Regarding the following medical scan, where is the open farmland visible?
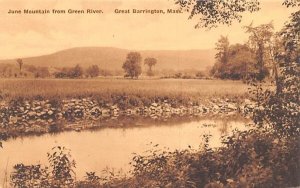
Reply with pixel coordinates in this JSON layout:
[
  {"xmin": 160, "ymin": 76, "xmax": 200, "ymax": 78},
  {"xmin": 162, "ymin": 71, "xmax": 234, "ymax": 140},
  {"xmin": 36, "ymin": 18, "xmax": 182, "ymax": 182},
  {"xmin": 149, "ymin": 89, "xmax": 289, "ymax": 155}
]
[{"xmin": 0, "ymin": 78, "xmax": 248, "ymax": 101}]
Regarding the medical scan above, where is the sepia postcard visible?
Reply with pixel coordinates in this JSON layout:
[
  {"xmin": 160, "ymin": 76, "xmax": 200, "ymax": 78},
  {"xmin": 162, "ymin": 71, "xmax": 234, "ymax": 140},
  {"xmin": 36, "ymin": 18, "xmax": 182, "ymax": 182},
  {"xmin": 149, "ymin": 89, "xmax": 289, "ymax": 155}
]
[{"xmin": 0, "ymin": 0, "xmax": 299, "ymax": 187}]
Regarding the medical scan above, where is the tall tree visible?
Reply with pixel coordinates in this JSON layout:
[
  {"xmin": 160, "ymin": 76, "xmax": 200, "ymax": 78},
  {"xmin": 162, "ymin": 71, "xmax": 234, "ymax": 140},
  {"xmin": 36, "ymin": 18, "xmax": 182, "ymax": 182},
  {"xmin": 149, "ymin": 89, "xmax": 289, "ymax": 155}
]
[
  {"xmin": 215, "ymin": 35, "xmax": 230, "ymax": 65},
  {"xmin": 211, "ymin": 36, "xmax": 230, "ymax": 78},
  {"xmin": 16, "ymin": 58, "xmax": 23, "ymax": 72},
  {"xmin": 144, "ymin": 57, "xmax": 157, "ymax": 76},
  {"xmin": 244, "ymin": 22, "xmax": 274, "ymax": 80},
  {"xmin": 122, "ymin": 52, "xmax": 142, "ymax": 79}
]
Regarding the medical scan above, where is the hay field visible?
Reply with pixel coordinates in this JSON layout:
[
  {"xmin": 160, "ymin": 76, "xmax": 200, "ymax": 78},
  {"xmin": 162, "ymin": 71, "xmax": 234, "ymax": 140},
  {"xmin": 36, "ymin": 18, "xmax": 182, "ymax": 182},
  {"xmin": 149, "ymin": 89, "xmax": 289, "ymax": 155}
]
[{"xmin": 0, "ymin": 78, "xmax": 248, "ymax": 100}]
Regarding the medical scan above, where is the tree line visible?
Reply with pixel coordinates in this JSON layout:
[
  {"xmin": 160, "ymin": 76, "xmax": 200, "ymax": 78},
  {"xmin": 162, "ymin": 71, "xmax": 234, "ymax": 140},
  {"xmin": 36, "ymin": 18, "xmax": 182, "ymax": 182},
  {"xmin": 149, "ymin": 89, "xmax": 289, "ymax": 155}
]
[{"xmin": 0, "ymin": 53, "xmax": 158, "ymax": 79}]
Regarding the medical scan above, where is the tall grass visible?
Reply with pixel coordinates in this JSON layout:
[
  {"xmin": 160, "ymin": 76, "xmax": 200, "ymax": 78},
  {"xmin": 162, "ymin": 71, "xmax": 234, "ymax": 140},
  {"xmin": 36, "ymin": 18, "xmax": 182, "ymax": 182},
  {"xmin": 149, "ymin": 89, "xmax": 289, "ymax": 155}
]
[{"xmin": 0, "ymin": 78, "xmax": 248, "ymax": 101}]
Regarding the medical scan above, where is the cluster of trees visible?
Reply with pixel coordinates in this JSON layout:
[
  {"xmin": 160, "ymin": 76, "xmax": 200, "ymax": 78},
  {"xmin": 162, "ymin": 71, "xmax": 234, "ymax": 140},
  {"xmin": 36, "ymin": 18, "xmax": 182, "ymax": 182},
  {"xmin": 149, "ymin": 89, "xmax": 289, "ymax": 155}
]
[
  {"xmin": 0, "ymin": 63, "xmax": 50, "ymax": 78},
  {"xmin": 161, "ymin": 70, "xmax": 209, "ymax": 79},
  {"xmin": 211, "ymin": 37, "xmax": 257, "ymax": 80},
  {"xmin": 54, "ymin": 64, "xmax": 102, "ymax": 78},
  {"xmin": 122, "ymin": 52, "xmax": 157, "ymax": 79},
  {"xmin": 0, "ymin": 64, "xmax": 20, "ymax": 77},
  {"xmin": 53, "ymin": 65, "xmax": 124, "ymax": 78},
  {"xmin": 211, "ymin": 22, "xmax": 277, "ymax": 80},
  {"xmin": 54, "ymin": 65, "xmax": 84, "ymax": 78},
  {"xmin": 0, "ymin": 63, "xmax": 101, "ymax": 79}
]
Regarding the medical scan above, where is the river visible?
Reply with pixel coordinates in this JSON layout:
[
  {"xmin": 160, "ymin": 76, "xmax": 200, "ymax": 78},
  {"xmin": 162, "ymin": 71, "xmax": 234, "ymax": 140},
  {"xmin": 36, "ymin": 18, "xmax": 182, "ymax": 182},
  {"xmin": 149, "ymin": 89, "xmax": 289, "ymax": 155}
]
[{"xmin": 0, "ymin": 118, "xmax": 250, "ymax": 186}]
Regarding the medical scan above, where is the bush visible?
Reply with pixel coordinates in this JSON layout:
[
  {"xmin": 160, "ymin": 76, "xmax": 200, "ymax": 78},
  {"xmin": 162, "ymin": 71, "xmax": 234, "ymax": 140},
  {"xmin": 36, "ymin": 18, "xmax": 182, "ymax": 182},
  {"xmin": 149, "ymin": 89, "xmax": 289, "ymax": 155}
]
[
  {"xmin": 11, "ymin": 164, "xmax": 50, "ymax": 188},
  {"xmin": 54, "ymin": 65, "xmax": 83, "ymax": 79},
  {"xmin": 11, "ymin": 146, "xmax": 76, "ymax": 188}
]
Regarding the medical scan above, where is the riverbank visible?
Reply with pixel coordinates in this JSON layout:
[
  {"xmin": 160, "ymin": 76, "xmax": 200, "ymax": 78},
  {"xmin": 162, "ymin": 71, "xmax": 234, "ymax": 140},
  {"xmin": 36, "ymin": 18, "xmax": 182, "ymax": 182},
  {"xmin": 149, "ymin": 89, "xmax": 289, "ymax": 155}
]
[{"xmin": 0, "ymin": 96, "xmax": 255, "ymax": 140}]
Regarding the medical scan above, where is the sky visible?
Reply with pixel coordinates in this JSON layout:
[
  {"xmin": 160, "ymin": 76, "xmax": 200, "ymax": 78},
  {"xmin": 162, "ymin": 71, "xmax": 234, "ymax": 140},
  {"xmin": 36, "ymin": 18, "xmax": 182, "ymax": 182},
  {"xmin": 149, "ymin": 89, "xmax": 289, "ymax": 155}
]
[{"xmin": 0, "ymin": 0, "xmax": 297, "ymax": 59}]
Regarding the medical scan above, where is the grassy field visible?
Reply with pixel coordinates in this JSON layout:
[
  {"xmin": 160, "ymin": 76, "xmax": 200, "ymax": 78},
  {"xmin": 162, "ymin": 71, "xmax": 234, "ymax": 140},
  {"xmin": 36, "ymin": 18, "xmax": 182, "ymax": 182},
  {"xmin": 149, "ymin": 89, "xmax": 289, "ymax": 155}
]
[{"xmin": 0, "ymin": 78, "xmax": 249, "ymax": 101}]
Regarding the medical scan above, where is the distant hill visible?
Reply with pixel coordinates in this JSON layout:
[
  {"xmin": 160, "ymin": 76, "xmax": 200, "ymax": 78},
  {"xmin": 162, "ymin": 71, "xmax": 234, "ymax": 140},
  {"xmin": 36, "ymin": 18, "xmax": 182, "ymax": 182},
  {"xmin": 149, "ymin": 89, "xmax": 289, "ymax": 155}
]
[{"xmin": 0, "ymin": 47, "xmax": 216, "ymax": 71}]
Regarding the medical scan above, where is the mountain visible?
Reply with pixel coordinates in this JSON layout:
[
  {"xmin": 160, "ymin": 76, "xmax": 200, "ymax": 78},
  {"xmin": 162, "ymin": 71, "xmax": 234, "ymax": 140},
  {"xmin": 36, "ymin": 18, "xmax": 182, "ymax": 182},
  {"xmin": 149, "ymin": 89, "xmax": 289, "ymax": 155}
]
[{"xmin": 0, "ymin": 47, "xmax": 216, "ymax": 71}]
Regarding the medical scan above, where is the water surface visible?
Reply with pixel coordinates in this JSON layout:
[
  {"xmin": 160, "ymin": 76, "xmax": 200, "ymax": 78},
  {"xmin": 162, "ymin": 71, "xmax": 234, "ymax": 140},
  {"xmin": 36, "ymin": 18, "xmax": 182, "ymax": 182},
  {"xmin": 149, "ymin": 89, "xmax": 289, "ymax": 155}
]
[{"xmin": 0, "ymin": 118, "xmax": 250, "ymax": 186}]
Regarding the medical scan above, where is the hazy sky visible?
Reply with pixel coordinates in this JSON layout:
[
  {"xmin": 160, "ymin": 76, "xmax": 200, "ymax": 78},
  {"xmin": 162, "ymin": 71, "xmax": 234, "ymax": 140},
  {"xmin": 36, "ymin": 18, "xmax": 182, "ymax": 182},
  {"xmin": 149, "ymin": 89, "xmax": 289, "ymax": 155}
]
[{"xmin": 0, "ymin": 0, "xmax": 297, "ymax": 59}]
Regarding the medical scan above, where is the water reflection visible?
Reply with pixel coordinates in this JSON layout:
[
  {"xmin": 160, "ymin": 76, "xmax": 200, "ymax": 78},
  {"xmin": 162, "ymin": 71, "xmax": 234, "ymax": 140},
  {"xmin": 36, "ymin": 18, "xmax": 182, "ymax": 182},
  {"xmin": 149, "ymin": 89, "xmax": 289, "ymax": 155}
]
[{"xmin": 0, "ymin": 118, "xmax": 250, "ymax": 185}]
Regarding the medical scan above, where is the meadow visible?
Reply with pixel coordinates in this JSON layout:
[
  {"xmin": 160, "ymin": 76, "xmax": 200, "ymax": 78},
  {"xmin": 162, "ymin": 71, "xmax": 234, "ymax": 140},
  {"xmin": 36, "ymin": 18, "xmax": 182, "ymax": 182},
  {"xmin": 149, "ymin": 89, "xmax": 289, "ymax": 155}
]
[{"xmin": 0, "ymin": 78, "xmax": 248, "ymax": 101}]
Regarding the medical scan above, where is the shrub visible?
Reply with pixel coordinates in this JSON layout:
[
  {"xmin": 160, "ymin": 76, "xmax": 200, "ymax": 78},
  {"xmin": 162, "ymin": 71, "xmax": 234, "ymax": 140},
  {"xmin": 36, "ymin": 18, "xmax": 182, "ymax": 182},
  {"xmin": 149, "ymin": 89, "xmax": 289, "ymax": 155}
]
[
  {"xmin": 11, "ymin": 164, "xmax": 50, "ymax": 188},
  {"xmin": 11, "ymin": 146, "xmax": 76, "ymax": 188}
]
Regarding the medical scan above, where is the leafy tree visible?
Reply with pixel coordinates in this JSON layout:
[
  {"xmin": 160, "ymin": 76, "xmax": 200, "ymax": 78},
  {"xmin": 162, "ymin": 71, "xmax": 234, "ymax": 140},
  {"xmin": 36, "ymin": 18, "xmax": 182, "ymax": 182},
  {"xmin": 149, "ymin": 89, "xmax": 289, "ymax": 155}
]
[
  {"xmin": 283, "ymin": 0, "xmax": 300, "ymax": 7},
  {"xmin": 122, "ymin": 52, "xmax": 142, "ymax": 79},
  {"xmin": 86, "ymin": 65, "xmax": 100, "ymax": 78},
  {"xmin": 215, "ymin": 35, "xmax": 230, "ymax": 65},
  {"xmin": 211, "ymin": 36, "xmax": 230, "ymax": 78},
  {"xmin": 175, "ymin": 0, "xmax": 260, "ymax": 28},
  {"xmin": 16, "ymin": 58, "xmax": 23, "ymax": 73},
  {"xmin": 144, "ymin": 57, "xmax": 157, "ymax": 76},
  {"xmin": 244, "ymin": 22, "xmax": 274, "ymax": 80}
]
